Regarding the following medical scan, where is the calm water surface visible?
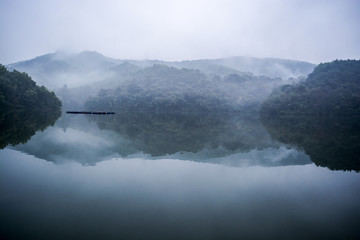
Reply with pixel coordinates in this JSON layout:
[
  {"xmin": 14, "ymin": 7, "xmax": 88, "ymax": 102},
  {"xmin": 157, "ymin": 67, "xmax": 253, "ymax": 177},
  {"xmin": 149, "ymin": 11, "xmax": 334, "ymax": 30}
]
[{"xmin": 1, "ymin": 113, "xmax": 359, "ymax": 239}]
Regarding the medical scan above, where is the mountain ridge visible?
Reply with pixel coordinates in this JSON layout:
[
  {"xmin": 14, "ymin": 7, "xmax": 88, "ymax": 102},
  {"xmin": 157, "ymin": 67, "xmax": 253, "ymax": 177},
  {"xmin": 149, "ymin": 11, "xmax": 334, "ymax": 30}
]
[
  {"xmin": 7, "ymin": 51, "xmax": 316, "ymax": 83},
  {"xmin": 5, "ymin": 51, "xmax": 317, "ymax": 109}
]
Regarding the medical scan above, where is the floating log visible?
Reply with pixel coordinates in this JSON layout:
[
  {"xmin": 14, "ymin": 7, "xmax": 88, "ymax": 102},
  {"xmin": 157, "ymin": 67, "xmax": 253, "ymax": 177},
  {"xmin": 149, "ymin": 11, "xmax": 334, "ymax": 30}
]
[{"xmin": 66, "ymin": 111, "xmax": 115, "ymax": 115}]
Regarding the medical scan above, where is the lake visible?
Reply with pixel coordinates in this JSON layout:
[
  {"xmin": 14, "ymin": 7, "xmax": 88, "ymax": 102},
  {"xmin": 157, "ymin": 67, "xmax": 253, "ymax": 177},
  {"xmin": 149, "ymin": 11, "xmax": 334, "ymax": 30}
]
[{"xmin": 1, "ymin": 112, "xmax": 359, "ymax": 239}]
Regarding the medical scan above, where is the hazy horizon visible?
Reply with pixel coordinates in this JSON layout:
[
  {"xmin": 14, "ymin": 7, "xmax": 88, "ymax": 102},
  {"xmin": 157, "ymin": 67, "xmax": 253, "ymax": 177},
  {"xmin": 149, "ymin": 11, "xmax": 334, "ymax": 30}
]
[
  {"xmin": 1, "ymin": 0, "xmax": 360, "ymax": 65},
  {"xmin": 5, "ymin": 49, "xmax": 321, "ymax": 65}
]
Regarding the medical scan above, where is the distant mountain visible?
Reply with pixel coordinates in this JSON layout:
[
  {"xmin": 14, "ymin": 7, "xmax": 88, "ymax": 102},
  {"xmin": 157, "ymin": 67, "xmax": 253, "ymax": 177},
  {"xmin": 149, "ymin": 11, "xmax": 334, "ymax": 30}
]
[
  {"xmin": 6, "ymin": 51, "xmax": 316, "ymax": 109},
  {"xmin": 8, "ymin": 51, "xmax": 120, "ymax": 73},
  {"xmin": 125, "ymin": 57, "xmax": 315, "ymax": 79},
  {"xmin": 7, "ymin": 51, "xmax": 315, "ymax": 88},
  {"xmin": 210, "ymin": 56, "xmax": 316, "ymax": 79},
  {"xmin": 7, "ymin": 51, "xmax": 122, "ymax": 89},
  {"xmin": 126, "ymin": 59, "xmax": 245, "ymax": 77}
]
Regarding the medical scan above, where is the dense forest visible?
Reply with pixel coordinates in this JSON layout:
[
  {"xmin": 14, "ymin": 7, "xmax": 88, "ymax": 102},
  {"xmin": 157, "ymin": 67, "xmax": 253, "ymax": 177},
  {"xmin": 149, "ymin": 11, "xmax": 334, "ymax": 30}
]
[
  {"xmin": 84, "ymin": 64, "xmax": 279, "ymax": 113},
  {"xmin": 261, "ymin": 60, "xmax": 360, "ymax": 115},
  {"xmin": 8, "ymin": 51, "xmax": 314, "ymax": 109},
  {"xmin": 0, "ymin": 65, "xmax": 62, "ymax": 148}
]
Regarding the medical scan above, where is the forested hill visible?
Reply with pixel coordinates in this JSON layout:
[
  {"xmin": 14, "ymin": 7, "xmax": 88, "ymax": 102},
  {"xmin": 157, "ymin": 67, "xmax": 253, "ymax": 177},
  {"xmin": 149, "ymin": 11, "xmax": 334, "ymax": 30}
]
[
  {"xmin": 0, "ymin": 64, "xmax": 61, "ymax": 111},
  {"xmin": 7, "ymin": 51, "xmax": 315, "ymax": 110},
  {"xmin": 0, "ymin": 65, "xmax": 62, "ymax": 149},
  {"xmin": 84, "ymin": 65, "xmax": 231, "ymax": 112},
  {"xmin": 261, "ymin": 60, "xmax": 360, "ymax": 115},
  {"xmin": 85, "ymin": 64, "xmax": 278, "ymax": 113}
]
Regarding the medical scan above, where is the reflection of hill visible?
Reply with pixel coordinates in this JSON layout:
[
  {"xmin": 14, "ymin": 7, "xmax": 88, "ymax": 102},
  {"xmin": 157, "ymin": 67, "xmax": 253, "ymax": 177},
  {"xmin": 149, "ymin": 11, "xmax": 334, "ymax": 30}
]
[
  {"xmin": 261, "ymin": 115, "xmax": 360, "ymax": 171},
  {"xmin": 89, "ymin": 112, "xmax": 278, "ymax": 156},
  {"xmin": 0, "ymin": 109, "xmax": 61, "ymax": 149},
  {"xmin": 12, "ymin": 113, "xmax": 311, "ymax": 167}
]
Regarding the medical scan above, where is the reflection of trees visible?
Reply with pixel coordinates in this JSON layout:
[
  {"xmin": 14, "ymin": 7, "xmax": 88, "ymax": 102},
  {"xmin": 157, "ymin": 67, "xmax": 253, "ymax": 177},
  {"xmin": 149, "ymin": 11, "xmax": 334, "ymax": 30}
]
[
  {"xmin": 0, "ymin": 109, "xmax": 61, "ymax": 149},
  {"xmin": 88, "ymin": 112, "xmax": 278, "ymax": 156},
  {"xmin": 261, "ymin": 114, "xmax": 360, "ymax": 171}
]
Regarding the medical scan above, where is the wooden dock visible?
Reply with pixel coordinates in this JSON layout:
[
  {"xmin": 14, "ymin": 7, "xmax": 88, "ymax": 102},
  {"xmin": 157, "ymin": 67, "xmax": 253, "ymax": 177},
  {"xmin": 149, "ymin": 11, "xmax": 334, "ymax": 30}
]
[{"xmin": 66, "ymin": 111, "xmax": 115, "ymax": 115}]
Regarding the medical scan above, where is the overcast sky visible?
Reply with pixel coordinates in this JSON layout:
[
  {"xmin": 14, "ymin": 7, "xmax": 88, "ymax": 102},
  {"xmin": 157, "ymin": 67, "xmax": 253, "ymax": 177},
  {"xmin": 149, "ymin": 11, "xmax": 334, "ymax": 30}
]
[{"xmin": 1, "ymin": 0, "xmax": 359, "ymax": 64}]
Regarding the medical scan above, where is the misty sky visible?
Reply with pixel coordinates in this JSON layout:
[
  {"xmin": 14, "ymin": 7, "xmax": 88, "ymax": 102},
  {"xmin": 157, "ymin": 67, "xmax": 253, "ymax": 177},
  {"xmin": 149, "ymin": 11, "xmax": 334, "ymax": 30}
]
[{"xmin": 1, "ymin": 0, "xmax": 359, "ymax": 64}]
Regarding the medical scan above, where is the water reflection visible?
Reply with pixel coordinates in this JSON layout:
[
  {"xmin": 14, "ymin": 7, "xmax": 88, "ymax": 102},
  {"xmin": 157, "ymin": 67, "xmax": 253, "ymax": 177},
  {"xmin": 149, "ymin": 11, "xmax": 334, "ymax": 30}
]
[
  {"xmin": 11, "ymin": 112, "xmax": 312, "ymax": 167},
  {"xmin": 1, "ymin": 112, "xmax": 360, "ymax": 239},
  {"xmin": 1, "ymin": 149, "xmax": 359, "ymax": 240},
  {"xmin": 11, "ymin": 114, "xmax": 137, "ymax": 164},
  {"xmin": 261, "ymin": 115, "xmax": 360, "ymax": 171},
  {"xmin": 0, "ymin": 109, "xmax": 61, "ymax": 149},
  {"xmin": 5, "ymin": 110, "xmax": 359, "ymax": 171},
  {"xmin": 88, "ymin": 112, "xmax": 278, "ymax": 156}
]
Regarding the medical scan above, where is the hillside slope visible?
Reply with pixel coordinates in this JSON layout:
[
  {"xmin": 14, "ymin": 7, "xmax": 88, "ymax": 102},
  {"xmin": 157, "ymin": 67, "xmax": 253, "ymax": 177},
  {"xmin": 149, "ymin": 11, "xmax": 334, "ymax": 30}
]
[
  {"xmin": 84, "ymin": 64, "xmax": 279, "ymax": 113},
  {"xmin": 261, "ymin": 60, "xmax": 360, "ymax": 115}
]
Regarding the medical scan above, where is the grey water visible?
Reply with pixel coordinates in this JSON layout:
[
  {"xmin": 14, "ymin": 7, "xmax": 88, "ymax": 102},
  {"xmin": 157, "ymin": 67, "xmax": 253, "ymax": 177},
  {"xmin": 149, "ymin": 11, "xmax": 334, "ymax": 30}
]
[{"xmin": 1, "ymin": 113, "xmax": 359, "ymax": 239}]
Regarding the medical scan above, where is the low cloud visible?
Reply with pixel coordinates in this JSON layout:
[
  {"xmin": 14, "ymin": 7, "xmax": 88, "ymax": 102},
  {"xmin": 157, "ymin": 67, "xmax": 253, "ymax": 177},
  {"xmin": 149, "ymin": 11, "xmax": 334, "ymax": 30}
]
[{"xmin": 0, "ymin": 0, "xmax": 359, "ymax": 64}]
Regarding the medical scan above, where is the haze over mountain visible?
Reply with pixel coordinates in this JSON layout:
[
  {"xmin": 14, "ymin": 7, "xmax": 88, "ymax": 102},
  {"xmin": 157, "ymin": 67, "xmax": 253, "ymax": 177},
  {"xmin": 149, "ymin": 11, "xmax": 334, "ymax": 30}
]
[
  {"xmin": 8, "ymin": 51, "xmax": 315, "ymax": 87},
  {"xmin": 7, "ymin": 51, "xmax": 315, "ymax": 109},
  {"xmin": 7, "ymin": 51, "xmax": 121, "ymax": 89}
]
